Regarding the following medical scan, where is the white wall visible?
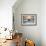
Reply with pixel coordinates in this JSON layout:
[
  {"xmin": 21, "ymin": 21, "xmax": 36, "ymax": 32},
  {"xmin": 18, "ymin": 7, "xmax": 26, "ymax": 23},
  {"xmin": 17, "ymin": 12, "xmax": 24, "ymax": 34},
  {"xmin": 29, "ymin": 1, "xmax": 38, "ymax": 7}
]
[
  {"xmin": 41, "ymin": 0, "xmax": 46, "ymax": 46},
  {"xmin": 0, "ymin": 0, "xmax": 16, "ymax": 29},
  {"xmin": 13, "ymin": 0, "xmax": 46, "ymax": 46},
  {"xmin": 13, "ymin": 0, "xmax": 41, "ymax": 46}
]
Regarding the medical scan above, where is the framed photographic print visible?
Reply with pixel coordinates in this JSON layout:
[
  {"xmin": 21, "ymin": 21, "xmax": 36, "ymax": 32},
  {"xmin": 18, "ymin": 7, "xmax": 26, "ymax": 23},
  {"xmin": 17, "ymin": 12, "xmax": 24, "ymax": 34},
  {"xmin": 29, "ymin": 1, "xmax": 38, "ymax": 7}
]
[{"xmin": 21, "ymin": 14, "xmax": 37, "ymax": 26}]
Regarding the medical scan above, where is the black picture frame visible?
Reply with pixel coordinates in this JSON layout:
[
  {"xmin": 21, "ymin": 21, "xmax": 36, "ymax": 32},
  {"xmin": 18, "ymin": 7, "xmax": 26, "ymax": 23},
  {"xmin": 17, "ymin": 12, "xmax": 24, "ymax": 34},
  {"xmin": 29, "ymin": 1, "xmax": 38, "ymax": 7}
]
[{"xmin": 21, "ymin": 14, "xmax": 37, "ymax": 26}]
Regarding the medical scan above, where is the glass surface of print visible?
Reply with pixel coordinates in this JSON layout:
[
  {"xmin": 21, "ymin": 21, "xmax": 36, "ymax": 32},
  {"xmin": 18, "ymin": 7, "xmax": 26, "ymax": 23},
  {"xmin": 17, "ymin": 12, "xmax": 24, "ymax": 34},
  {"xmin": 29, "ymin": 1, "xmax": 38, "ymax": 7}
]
[{"xmin": 21, "ymin": 14, "xmax": 37, "ymax": 26}]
